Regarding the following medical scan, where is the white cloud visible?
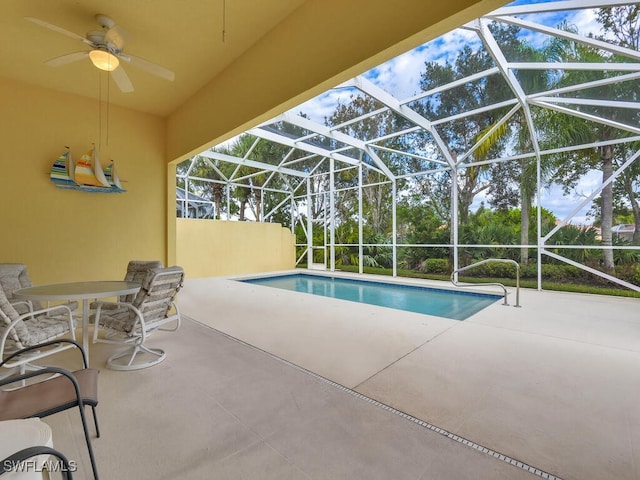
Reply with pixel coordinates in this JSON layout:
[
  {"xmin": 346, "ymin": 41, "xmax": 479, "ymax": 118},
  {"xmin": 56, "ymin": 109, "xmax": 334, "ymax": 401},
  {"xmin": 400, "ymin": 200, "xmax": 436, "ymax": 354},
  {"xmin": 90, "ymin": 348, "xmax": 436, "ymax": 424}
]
[
  {"xmin": 571, "ymin": 8, "xmax": 599, "ymax": 36},
  {"xmin": 293, "ymin": 86, "xmax": 362, "ymax": 124},
  {"xmin": 366, "ymin": 49, "xmax": 426, "ymax": 99},
  {"xmin": 365, "ymin": 28, "xmax": 483, "ymax": 100},
  {"xmin": 541, "ymin": 170, "xmax": 602, "ymax": 225}
]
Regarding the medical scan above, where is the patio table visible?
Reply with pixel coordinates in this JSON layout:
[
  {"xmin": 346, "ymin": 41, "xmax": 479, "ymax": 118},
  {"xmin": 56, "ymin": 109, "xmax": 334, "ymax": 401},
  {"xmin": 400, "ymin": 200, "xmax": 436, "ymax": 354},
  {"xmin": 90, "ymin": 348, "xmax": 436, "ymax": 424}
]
[{"xmin": 14, "ymin": 281, "xmax": 141, "ymax": 366}]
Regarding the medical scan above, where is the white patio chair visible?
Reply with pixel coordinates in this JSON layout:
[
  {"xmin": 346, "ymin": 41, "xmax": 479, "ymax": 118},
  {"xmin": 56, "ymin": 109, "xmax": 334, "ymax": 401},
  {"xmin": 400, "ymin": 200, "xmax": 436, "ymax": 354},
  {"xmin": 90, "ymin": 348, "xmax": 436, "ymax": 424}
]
[
  {"xmin": 0, "ymin": 283, "xmax": 76, "ymax": 375},
  {"xmin": 89, "ymin": 260, "xmax": 163, "ymax": 316},
  {"xmin": 91, "ymin": 266, "xmax": 183, "ymax": 370}
]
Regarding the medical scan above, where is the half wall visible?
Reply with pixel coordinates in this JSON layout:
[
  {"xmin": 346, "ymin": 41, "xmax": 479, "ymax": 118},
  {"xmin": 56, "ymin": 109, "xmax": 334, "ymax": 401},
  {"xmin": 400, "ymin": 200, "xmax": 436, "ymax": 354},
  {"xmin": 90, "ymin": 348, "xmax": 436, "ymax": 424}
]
[{"xmin": 176, "ymin": 219, "xmax": 295, "ymax": 278}]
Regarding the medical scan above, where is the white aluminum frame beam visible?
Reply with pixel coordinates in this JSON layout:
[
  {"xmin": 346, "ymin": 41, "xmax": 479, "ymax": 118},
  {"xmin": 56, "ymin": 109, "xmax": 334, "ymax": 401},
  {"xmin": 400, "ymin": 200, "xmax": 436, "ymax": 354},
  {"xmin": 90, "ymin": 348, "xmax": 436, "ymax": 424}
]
[
  {"xmin": 490, "ymin": 15, "xmax": 640, "ymax": 62},
  {"xmin": 200, "ymin": 150, "xmax": 308, "ymax": 179},
  {"xmin": 274, "ymin": 112, "xmax": 394, "ymax": 178},
  {"xmin": 247, "ymin": 126, "xmax": 362, "ymax": 168}
]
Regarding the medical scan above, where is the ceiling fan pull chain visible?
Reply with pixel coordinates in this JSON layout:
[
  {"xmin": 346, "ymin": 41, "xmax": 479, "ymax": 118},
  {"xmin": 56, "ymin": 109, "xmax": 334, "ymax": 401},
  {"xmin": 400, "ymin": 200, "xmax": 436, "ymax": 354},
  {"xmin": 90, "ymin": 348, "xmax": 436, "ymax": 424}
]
[
  {"xmin": 106, "ymin": 72, "xmax": 110, "ymax": 147},
  {"xmin": 98, "ymin": 73, "xmax": 102, "ymax": 150}
]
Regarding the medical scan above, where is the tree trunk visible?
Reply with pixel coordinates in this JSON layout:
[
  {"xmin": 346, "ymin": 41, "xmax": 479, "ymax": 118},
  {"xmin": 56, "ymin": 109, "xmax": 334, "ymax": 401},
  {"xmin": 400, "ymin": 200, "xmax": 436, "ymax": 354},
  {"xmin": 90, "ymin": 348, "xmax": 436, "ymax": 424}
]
[
  {"xmin": 212, "ymin": 183, "xmax": 223, "ymax": 220},
  {"xmin": 599, "ymin": 145, "xmax": 615, "ymax": 273},
  {"xmin": 632, "ymin": 203, "xmax": 640, "ymax": 245},
  {"xmin": 458, "ymin": 165, "xmax": 474, "ymax": 225},
  {"xmin": 239, "ymin": 200, "xmax": 246, "ymax": 221},
  {"xmin": 254, "ymin": 190, "xmax": 262, "ymax": 222},
  {"xmin": 621, "ymin": 170, "xmax": 640, "ymax": 244},
  {"xmin": 362, "ymin": 183, "xmax": 386, "ymax": 234}
]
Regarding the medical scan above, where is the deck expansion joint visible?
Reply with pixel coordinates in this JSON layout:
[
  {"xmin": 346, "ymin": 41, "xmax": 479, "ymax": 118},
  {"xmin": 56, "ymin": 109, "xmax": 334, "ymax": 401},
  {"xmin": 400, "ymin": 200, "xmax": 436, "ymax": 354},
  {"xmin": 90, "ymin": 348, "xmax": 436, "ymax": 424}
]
[{"xmin": 191, "ymin": 318, "xmax": 563, "ymax": 480}]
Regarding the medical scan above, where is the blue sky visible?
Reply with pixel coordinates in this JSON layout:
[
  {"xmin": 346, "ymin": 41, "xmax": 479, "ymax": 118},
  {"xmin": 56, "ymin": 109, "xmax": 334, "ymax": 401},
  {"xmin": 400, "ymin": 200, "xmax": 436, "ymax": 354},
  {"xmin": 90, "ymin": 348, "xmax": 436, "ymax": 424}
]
[{"xmin": 288, "ymin": 0, "xmax": 609, "ymax": 225}]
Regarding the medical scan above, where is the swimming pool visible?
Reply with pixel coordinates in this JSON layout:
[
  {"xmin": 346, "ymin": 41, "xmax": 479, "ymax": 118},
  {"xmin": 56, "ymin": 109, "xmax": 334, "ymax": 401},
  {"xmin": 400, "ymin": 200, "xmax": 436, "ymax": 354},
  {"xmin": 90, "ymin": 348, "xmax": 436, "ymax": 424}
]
[{"xmin": 241, "ymin": 274, "xmax": 501, "ymax": 320}]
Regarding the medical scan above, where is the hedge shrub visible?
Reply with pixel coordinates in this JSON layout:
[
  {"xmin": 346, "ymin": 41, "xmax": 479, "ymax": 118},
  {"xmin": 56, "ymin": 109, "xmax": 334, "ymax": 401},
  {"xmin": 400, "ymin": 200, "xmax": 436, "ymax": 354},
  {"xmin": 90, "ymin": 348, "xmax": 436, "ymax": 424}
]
[{"xmin": 420, "ymin": 258, "xmax": 450, "ymax": 274}]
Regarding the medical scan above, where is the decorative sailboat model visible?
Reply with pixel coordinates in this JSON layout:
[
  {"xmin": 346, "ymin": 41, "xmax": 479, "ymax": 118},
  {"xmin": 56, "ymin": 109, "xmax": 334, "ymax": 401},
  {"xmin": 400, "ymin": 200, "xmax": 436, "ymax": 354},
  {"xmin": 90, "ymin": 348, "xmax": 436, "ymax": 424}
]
[{"xmin": 50, "ymin": 146, "xmax": 126, "ymax": 193}]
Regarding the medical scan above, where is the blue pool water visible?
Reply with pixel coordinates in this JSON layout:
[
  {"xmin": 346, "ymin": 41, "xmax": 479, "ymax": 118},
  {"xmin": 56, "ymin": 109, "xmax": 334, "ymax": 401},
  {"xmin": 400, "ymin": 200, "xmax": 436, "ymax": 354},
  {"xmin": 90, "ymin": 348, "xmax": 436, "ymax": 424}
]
[{"xmin": 241, "ymin": 274, "xmax": 501, "ymax": 320}]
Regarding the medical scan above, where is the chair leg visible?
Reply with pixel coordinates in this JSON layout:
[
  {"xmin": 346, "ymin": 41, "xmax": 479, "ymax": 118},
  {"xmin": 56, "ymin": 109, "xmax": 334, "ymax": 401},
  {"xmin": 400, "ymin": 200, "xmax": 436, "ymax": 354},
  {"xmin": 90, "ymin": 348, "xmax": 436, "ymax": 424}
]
[
  {"xmin": 91, "ymin": 405, "xmax": 101, "ymax": 438},
  {"xmin": 76, "ymin": 403, "xmax": 99, "ymax": 480},
  {"xmin": 106, "ymin": 344, "xmax": 166, "ymax": 371}
]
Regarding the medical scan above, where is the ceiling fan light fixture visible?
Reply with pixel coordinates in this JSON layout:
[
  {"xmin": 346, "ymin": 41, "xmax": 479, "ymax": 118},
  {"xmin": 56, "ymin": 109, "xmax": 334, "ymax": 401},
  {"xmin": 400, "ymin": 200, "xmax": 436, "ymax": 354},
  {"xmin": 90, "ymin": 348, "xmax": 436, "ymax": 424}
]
[{"xmin": 89, "ymin": 49, "xmax": 119, "ymax": 71}]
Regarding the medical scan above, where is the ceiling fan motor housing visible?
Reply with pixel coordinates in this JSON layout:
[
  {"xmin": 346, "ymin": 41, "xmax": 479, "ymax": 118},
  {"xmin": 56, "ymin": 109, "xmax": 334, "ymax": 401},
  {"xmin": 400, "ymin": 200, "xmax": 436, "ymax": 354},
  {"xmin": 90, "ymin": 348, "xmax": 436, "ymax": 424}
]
[
  {"xmin": 95, "ymin": 14, "xmax": 115, "ymax": 30},
  {"xmin": 86, "ymin": 30, "xmax": 105, "ymax": 46}
]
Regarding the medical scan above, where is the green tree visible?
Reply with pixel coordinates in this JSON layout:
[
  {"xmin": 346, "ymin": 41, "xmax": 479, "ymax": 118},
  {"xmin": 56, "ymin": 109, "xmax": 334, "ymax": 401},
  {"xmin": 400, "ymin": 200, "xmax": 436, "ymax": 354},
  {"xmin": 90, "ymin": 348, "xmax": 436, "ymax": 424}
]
[
  {"xmin": 176, "ymin": 154, "xmax": 234, "ymax": 219},
  {"xmin": 397, "ymin": 196, "xmax": 451, "ymax": 269},
  {"xmin": 539, "ymin": 19, "xmax": 639, "ymax": 273},
  {"xmin": 324, "ymin": 94, "xmax": 409, "ymax": 235},
  {"xmin": 417, "ymin": 24, "xmax": 526, "ymax": 226},
  {"xmin": 227, "ymin": 133, "xmax": 304, "ymax": 223},
  {"xmin": 480, "ymin": 33, "xmax": 552, "ymax": 264},
  {"xmin": 597, "ymin": 6, "xmax": 640, "ymax": 243}
]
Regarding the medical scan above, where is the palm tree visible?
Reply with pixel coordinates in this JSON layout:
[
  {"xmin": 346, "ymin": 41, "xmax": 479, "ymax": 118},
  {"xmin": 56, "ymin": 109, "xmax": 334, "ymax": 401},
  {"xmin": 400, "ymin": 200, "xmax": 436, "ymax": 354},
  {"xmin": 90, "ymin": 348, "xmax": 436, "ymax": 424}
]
[
  {"xmin": 475, "ymin": 29, "xmax": 551, "ymax": 264},
  {"xmin": 540, "ymin": 22, "xmax": 627, "ymax": 273}
]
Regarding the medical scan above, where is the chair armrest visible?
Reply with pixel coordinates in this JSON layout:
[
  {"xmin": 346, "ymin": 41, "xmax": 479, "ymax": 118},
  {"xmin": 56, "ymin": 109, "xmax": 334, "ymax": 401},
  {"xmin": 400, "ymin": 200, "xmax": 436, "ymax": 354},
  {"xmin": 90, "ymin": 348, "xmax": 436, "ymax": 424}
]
[
  {"xmin": 93, "ymin": 301, "xmax": 148, "ymax": 340},
  {"xmin": 1, "ymin": 446, "xmax": 74, "ymax": 479},
  {"xmin": 8, "ymin": 300, "xmax": 32, "ymax": 310},
  {"xmin": 92, "ymin": 301, "xmax": 135, "ymax": 316},
  {"xmin": 91, "ymin": 300, "xmax": 136, "ymax": 319},
  {"xmin": 0, "ymin": 339, "xmax": 88, "ymax": 369},
  {"xmin": 93, "ymin": 301, "xmax": 143, "ymax": 322}
]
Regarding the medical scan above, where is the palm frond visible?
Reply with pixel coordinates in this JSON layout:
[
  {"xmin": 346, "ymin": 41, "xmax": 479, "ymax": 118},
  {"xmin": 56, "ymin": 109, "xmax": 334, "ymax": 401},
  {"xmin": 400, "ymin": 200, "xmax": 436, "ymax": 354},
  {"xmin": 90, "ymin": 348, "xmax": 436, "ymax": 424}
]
[{"xmin": 474, "ymin": 121, "xmax": 510, "ymax": 161}]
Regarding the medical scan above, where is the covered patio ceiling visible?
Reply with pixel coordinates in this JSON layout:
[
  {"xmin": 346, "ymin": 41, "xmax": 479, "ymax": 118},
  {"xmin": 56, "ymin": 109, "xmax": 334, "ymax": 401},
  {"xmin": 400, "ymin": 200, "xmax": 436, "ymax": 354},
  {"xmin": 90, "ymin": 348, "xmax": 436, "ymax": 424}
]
[{"xmin": 180, "ymin": 0, "xmax": 640, "ymax": 291}]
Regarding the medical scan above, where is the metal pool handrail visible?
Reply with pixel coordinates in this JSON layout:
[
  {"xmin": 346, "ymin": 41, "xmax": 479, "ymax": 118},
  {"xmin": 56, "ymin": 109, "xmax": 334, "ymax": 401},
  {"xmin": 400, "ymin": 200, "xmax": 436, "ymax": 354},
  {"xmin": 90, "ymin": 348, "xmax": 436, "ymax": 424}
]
[{"xmin": 451, "ymin": 258, "xmax": 521, "ymax": 307}]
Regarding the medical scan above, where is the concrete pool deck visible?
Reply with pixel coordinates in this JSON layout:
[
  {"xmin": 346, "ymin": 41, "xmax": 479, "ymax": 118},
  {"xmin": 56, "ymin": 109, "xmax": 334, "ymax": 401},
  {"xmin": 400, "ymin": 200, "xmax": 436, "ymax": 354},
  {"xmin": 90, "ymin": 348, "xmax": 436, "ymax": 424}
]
[{"xmin": 177, "ymin": 271, "xmax": 640, "ymax": 480}]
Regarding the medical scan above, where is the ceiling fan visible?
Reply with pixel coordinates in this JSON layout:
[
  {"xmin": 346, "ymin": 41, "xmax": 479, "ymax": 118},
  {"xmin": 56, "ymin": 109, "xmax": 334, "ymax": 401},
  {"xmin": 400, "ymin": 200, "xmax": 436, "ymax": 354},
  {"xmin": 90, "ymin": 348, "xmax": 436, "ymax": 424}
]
[{"xmin": 25, "ymin": 14, "xmax": 175, "ymax": 93}]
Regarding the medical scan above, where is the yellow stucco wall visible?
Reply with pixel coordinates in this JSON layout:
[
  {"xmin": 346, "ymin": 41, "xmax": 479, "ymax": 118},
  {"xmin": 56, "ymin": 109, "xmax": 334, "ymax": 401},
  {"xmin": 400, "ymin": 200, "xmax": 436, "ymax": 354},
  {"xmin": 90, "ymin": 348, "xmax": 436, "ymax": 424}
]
[
  {"xmin": 176, "ymin": 219, "xmax": 295, "ymax": 278},
  {"xmin": 0, "ymin": 76, "xmax": 167, "ymax": 284}
]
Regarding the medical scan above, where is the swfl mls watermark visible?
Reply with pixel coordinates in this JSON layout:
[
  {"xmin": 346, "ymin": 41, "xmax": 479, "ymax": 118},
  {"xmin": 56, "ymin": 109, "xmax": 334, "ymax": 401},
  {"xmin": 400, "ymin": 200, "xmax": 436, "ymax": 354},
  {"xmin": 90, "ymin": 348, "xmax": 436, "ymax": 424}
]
[{"xmin": 3, "ymin": 458, "xmax": 78, "ymax": 474}]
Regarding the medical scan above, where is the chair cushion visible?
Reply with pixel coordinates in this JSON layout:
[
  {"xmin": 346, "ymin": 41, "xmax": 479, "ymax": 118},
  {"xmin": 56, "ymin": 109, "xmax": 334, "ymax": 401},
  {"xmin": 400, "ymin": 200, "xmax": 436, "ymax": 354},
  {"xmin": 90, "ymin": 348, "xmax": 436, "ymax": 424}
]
[
  {"xmin": 96, "ymin": 310, "xmax": 137, "ymax": 334},
  {"xmin": 121, "ymin": 261, "xmax": 163, "ymax": 303},
  {"xmin": 0, "ymin": 285, "xmax": 29, "ymax": 345},
  {"xmin": 0, "ymin": 264, "xmax": 43, "ymax": 314},
  {"xmin": 0, "ymin": 264, "xmax": 29, "ymax": 295},
  {"xmin": 125, "ymin": 261, "xmax": 164, "ymax": 283},
  {"xmin": 23, "ymin": 317, "xmax": 72, "ymax": 346},
  {"xmin": 134, "ymin": 266, "xmax": 183, "ymax": 319}
]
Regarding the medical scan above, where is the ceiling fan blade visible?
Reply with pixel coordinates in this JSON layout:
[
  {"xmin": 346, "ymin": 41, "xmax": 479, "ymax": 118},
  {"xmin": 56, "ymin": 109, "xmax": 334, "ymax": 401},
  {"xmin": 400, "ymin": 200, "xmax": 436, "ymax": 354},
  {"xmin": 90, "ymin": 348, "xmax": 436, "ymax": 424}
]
[
  {"xmin": 45, "ymin": 51, "xmax": 89, "ymax": 67},
  {"xmin": 24, "ymin": 16, "xmax": 94, "ymax": 47},
  {"xmin": 104, "ymin": 25, "xmax": 129, "ymax": 51},
  {"xmin": 110, "ymin": 66, "xmax": 134, "ymax": 93},
  {"xmin": 120, "ymin": 54, "xmax": 175, "ymax": 82}
]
